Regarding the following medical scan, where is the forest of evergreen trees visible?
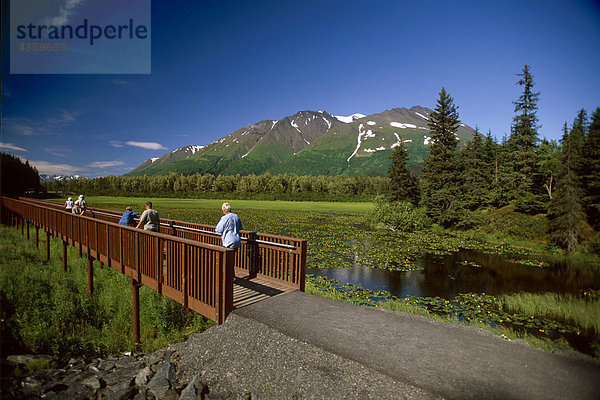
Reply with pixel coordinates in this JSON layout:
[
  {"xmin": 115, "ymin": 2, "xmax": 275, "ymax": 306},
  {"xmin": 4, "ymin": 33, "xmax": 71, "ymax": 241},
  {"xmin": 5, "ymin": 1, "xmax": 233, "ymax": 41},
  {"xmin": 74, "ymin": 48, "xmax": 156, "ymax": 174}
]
[
  {"xmin": 388, "ymin": 65, "xmax": 600, "ymax": 252},
  {"xmin": 44, "ymin": 172, "xmax": 391, "ymax": 202},
  {"xmin": 42, "ymin": 65, "xmax": 599, "ymax": 253},
  {"xmin": 0, "ymin": 153, "xmax": 44, "ymax": 195}
]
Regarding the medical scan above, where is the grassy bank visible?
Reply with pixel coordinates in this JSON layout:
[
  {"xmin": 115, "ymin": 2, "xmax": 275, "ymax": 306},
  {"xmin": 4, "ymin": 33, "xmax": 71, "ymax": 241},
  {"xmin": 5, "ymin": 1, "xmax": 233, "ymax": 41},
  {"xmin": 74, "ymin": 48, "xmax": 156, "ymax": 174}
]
[
  {"xmin": 305, "ymin": 276, "xmax": 596, "ymax": 358},
  {"xmin": 0, "ymin": 224, "xmax": 213, "ymax": 361},
  {"xmin": 498, "ymin": 291, "xmax": 600, "ymax": 335}
]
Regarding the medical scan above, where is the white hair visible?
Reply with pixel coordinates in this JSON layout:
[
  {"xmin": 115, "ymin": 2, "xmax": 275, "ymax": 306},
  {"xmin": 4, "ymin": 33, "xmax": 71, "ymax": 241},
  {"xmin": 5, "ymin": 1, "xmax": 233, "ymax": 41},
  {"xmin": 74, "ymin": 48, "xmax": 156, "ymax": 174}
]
[{"xmin": 221, "ymin": 202, "xmax": 231, "ymax": 213}]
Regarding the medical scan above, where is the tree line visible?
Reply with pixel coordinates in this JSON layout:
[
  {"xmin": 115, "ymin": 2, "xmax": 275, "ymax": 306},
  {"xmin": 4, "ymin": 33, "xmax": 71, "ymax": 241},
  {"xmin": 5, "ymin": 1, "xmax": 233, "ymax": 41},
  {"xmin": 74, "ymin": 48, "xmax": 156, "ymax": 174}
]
[
  {"xmin": 1, "ymin": 153, "xmax": 44, "ymax": 195},
  {"xmin": 44, "ymin": 173, "xmax": 391, "ymax": 202},
  {"xmin": 388, "ymin": 65, "xmax": 599, "ymax": 252}
]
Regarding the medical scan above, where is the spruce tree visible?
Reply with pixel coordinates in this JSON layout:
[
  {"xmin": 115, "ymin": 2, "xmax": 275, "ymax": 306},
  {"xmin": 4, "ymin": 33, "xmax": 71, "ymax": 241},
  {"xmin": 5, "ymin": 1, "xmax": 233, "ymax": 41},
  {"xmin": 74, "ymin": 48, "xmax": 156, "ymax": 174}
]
[
  {"xmin": 536, "ymin": 137, "xmax": 560, "ymax": 200},
  {"xmin": 421, "ymin": 87, "xmax": 464, "ymax": 227},
  {"xmin": 388, "ymin": 142, "xmax": 420, "ymax": 205},
  {"xmin": 582, "ymin": 107, "xmax": 600, "ymax": 229},
  {"xmin": 548, "ymin": 124, "xmax": 586, "ymax": 253},
  {"xmin": 504, "ymin": 65, "xmax": 544, "ymax": 213},
  {"xmin": 459, "ymin": 129, "xmax": 492, "ymax": 210},
  {"xmin": 569, "ymin": 109, "xmax": 588, "ymax": 177}
]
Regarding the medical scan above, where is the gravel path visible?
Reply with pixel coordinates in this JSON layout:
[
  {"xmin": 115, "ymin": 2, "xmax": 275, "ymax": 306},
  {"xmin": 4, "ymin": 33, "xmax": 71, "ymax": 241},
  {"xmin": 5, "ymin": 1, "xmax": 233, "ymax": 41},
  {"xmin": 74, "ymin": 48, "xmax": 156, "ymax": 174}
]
[{"xmin": 176, "ymin": 313, "xmax": 440, "ymax": 399}]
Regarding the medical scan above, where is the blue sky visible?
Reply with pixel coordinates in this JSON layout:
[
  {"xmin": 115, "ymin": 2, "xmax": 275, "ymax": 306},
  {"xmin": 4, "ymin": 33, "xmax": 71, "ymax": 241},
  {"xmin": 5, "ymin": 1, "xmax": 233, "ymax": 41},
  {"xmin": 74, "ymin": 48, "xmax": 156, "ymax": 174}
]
[{"xmin": 1, "ymin": 0, "xmax": 599, "ymax": 177}]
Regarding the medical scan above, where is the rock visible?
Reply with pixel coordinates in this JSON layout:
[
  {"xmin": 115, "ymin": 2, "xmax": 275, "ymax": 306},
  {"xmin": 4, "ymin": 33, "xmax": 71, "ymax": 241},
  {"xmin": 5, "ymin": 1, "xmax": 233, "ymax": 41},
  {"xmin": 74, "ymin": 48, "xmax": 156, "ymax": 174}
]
[
  {"xmin": 180, "ymin": 372, "xmax": 208, "ymax": 400},
  {"xmin": 82, "ymin": 375, "xmax": 103, "ymax": 390},
  {"xmin": 163, "ymin": 388, "xmax": 180, "ymax": 400},
  {"xmin": 135, "ymin": 365, "xmax": 153, "ymax": 388},
  {"xmin": 147, "ymin": 361, "xmax": 175, "ymax": 400},
  {"xmin": 205, "ymin": 391, "xmax": 235, "ymax": 400},
  {"xmin": 101, "ymin": 385, "xmax": 138, "ymax": 400},
  {"xmin": 98, "ymin": 359, "xmax": 116, "ymax": 371}
]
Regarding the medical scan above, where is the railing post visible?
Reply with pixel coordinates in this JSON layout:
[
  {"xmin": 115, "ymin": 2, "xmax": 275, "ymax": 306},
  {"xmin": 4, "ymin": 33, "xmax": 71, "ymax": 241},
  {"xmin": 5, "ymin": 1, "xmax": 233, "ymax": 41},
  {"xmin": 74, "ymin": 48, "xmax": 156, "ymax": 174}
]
[
  {"xmin": 181, "ymin": 243, "xmax": 188, "ymax": 311},
  {"xmin": 131, "ymin": 277, "xmax": 141, "ymax": 345},
  {"xmin": 26, "ymin": 220, "xmax": 30, "ymax": 240},
  {"xmin": 248, "ymin": 232, "xmax": 259, "ymax": 278},
  {"xmin": 217, "ymin": 249, "xmax": 234, "ymax": 324},
  {"xmin": 21, "ymin": 217, "xmax": 24, "ymax": 235},
  {"xmin": 45, "ymin": 231, "xmax": 51, "ymax": 263},
  {"xmin": 35, "ymin": 225, "xmax": 39, "ymax": 248},
  {"xmin": 299, "ymin": 239, "xmax": 307, "ymax": 292},
  {"xmin": 87, "ymin": 254, "xmax": 94, "ymax": 295},
  {"xmin": 62, "ymin": 240, "xmax": 68, "ymax": 274}
]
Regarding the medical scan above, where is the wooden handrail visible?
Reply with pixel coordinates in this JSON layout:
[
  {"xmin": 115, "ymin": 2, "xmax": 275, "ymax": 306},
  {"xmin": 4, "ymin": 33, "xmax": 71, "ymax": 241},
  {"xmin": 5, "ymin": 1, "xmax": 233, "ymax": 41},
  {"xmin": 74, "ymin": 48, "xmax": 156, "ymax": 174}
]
[
  {"xmin": 1, "ymin": 196, "xmax": 235, "ymax": 335},
  {"xmin": 17, "ymin": 197, "xmax": 307, "ymax": 290}
]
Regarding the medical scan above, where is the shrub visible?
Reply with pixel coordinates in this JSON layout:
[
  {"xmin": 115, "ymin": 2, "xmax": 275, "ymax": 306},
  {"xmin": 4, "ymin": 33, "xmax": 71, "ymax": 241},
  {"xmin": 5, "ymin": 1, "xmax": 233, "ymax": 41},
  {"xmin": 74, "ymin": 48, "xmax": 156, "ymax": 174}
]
[{"xmin": 371, "ymin": 195, "xmax": 431, "ymax": 232}]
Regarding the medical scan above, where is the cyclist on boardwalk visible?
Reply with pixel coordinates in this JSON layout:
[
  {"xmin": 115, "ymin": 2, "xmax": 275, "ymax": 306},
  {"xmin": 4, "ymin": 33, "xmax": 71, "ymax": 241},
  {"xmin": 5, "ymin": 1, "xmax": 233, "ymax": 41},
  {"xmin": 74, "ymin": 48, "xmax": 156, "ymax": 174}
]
[{"xmin": 215, "ymin": 202, "xmax": 243, "ymax": 249}]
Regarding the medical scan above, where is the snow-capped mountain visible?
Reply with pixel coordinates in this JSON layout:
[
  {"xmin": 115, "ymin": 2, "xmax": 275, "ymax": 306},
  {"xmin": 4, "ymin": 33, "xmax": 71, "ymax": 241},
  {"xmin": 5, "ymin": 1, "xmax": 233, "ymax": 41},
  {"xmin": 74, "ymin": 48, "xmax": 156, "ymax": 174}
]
[{"xmin": 126, "ymin": 106, "xmax": 477, "ymax": 177}]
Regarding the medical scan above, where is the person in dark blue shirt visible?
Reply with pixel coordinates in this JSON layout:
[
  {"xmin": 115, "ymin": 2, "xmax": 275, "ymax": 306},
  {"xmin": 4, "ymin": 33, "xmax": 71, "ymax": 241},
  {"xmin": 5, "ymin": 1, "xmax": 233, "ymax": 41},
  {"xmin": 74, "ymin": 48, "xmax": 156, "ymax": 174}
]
[{"xmin": 118, "ymin": 206, "xmax": 139, "ymax": 226}]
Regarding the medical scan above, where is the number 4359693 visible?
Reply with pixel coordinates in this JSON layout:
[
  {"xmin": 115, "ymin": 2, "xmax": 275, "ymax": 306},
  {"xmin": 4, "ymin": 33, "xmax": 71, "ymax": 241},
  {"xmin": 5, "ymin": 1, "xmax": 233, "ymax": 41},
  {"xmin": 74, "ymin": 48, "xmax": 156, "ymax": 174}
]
[{"xmin": 19, "ymin": 42, "xmax": 66, "ymax": 51}]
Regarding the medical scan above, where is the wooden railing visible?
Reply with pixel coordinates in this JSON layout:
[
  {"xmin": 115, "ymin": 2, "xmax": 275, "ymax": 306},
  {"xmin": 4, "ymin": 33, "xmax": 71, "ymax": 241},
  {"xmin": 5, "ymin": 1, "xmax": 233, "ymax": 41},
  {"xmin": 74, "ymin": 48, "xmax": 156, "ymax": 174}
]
[
  {"xmin": 17, "ymin": 197, "xmax": 307, "ymax": 291},
  {"xmin": 1, "ymin": 196, "xmax": 307, "ymax": 343}
]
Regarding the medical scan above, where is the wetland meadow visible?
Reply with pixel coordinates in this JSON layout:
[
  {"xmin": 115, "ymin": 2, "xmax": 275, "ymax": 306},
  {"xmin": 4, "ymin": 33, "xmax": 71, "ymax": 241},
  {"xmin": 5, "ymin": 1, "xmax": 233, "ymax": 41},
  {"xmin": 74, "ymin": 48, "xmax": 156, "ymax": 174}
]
[{"xmin": 53, "ymin": 197, "xmax": 600, "ymax": 358}]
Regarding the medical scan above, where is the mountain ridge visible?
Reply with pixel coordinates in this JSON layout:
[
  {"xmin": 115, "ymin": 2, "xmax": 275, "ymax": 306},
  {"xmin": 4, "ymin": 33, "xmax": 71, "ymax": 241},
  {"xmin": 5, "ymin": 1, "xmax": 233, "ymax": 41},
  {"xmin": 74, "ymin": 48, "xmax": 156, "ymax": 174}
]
[{"xmin": 125, "ymin": 106, "xmax": 477, "ymax": 177}]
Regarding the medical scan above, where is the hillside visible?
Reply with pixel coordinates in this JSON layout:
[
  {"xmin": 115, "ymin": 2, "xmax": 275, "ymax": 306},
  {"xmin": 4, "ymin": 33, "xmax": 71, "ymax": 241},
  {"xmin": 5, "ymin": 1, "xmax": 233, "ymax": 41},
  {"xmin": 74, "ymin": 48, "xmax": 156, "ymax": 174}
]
[{"xmin": 125, "ymin": 107, "xmax": 477, "ymax": 177}]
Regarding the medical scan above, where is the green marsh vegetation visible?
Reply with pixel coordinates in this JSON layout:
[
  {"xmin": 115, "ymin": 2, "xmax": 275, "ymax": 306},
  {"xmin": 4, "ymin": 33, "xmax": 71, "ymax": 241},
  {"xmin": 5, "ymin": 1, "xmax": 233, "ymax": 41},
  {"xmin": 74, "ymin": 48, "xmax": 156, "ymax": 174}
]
[
  {"xmin": 0, "ymin": 224, "xmax": 213, "ymax": 361},
  {"xmin": 47, "ymin": 196, "xmax": 599, "ymax": 357}
]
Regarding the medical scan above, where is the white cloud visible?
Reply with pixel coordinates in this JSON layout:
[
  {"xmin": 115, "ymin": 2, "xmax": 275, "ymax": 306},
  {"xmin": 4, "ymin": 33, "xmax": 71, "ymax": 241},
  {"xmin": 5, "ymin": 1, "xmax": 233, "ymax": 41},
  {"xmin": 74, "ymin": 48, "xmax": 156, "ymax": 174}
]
[
  {"xmin": 45, "ymin": 146, "xmax": 70, "ymax": 157},
  {"xmin": 125, "ymin": 141, "xmax": 167, "ymax": 150},
  {"xmin": 110, "ymin": 140, "xmax": 125, "ymax": 148},
  {"xmin": 0, "ymin": 142, "xmax": 27, "ymax": 152},
  {"xmin": 2, "ymin": 110, "xmax": 79, "ymax": 137},
  {"xmin": 28, "ymin": 160, "xmax": 82, "ymax": 175},
  {"xmin": 89, "ymin": 160, "xmax": 125, "ymax": 168},
  {"xmin": 2, "ymin": 117, "xmax": 38, "ymax": 136}
]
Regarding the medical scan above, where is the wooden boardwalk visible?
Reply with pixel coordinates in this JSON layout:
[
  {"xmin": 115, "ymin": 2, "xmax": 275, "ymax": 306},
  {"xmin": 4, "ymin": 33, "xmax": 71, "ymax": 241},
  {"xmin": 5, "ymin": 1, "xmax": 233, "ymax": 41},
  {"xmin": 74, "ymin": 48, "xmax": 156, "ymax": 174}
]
[{"xmin": 233, "ymin": 268, "xmax": 296, "ymax": 309}]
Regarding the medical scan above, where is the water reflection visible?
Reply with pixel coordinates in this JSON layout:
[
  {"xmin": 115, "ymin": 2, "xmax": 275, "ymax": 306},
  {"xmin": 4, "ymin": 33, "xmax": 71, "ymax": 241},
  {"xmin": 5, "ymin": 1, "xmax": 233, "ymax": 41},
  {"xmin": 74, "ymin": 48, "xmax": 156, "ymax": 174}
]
[{"xmin": 307, "ymin": 249, "xmax": 600, "ymax": 299}]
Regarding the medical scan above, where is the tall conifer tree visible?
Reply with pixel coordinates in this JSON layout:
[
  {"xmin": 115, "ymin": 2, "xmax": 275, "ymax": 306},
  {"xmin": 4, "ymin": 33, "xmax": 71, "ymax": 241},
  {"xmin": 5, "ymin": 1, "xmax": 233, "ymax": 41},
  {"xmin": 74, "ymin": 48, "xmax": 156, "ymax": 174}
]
[
  {"xmin": 421, "ymin": 87, "xmax": 464, "ymax": 226},
  {"xmin": 459, "ymin": 129, "xmax": 492, "ymax": 210},
  {"xmin": 548, "ymin": 124, "xmax": 586, "ymax": 253},
  {"xmin": 504, "ymin": 65, "xmax": 543, "ymax": 213},
  {"xmin": 388, "ymin": 142, "xmax": 420, "ymax": 205},
  {"xmin": 582, "ymin": 107, "xmax": 600, "ymax": 228}
]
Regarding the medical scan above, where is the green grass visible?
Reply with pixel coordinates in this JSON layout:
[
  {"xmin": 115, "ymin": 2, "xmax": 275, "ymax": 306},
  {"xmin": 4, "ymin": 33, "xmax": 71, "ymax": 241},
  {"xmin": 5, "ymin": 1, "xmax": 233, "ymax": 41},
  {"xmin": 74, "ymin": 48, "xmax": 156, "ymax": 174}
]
[
  {"xmin": 305, "ymin": 276, "xmax": 596, "ymax": 358},
  {"xmin": 49, "ymin": 196, "xmax": 375, "ymax": 214},
  {"xmin": 0, "ymin": 224, "xmax": 213, "ymax": 361},
  {"xmin": 498, "ymin": 291, "xmax": 600, "ymax": 335}
]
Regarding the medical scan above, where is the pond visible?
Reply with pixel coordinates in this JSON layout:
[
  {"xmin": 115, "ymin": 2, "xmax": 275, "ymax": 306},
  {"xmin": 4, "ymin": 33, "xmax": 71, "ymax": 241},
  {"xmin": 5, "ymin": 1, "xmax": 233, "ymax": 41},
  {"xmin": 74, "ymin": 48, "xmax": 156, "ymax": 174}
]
[{"xmin": 307, "ymin": 249, "xmax": 600, "ymax": 299}]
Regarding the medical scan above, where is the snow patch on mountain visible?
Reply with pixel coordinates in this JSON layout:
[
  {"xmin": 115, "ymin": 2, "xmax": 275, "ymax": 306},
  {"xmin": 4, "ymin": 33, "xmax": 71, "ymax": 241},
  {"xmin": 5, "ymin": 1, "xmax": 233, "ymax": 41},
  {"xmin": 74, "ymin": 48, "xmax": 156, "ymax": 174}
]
[
  {"xmin": 415, "ymin": 112, "xmax": 429, "ymax": 120},
  {"xmin": 347, "ymin": 124, "xmax": 375, "ymax": 162},
  {"xmin": 424, "ymin": 136, "xmax": 432, "ymax": 145},
  {"xmin": 151, "ymin": 157, "xmax": 159, "ymax": 163},
  {"xmin": 390, "ymin": 122, "xmax": 417, "ymax": 129},
  {"xmin": 335, "ymin": 113, "xmax": 366, "ymax": 123},
  {"xmin": 322, "ymin": 117, "xmax": 332, "ymax": 130},
  {"xmin": 366, "ymin": 121, "xmax": 376, "ymax": 126},
  {"xmin": 290, "ymin": 120, "xmax": 301, "ymax": 133}
]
